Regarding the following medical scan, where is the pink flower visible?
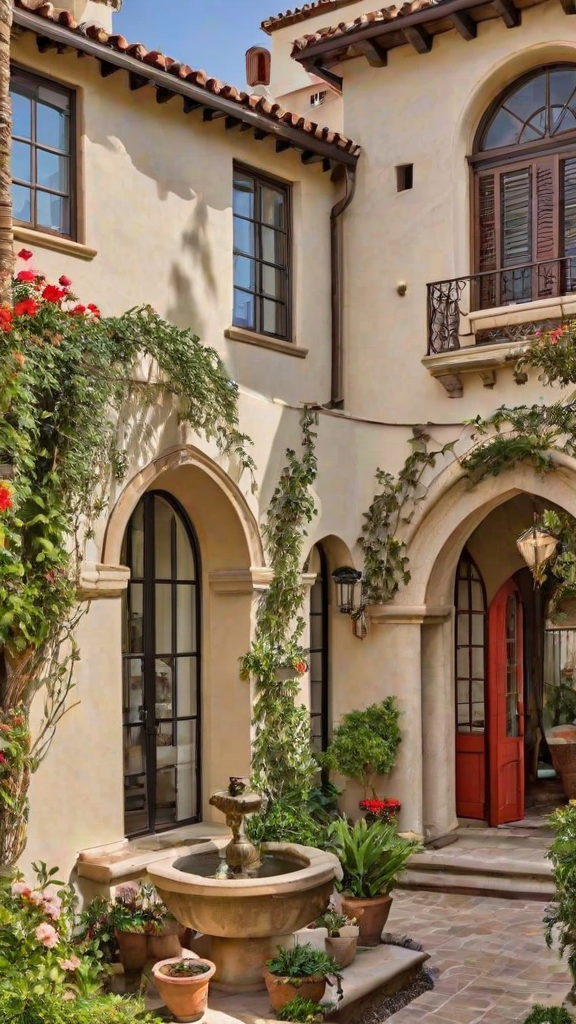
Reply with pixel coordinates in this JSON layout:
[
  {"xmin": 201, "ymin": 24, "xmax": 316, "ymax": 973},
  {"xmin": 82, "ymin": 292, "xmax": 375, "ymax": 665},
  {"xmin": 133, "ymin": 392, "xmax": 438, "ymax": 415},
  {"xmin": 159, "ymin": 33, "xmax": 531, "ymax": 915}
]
[
  {"xmin": 42, "ymin": 892, "xmax": 62, "ymax": 920},
  {"xmin": 29, "ymin": 891, "xmax": 45, "ymax": 906},
  {"xmin": 11, "ymin": 881, "xmax": 31, "ymax": 898},
  {"xmin": 35, "ymin": 922, "xmax": 59, "ymax": 948},
  {"xmin": 59, "ymin": 275, "xmax": 72, "ymax": 288},
  {"xmin": 59, "ymin": 956, "xmax": 81, "ymax": 972}
]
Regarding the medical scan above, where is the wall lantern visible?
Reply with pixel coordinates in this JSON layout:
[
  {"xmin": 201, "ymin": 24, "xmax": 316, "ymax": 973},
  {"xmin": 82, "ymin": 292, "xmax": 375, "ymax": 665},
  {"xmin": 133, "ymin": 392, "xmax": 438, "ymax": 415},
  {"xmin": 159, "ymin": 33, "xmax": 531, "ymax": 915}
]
[
  {"xmin": 332, "ymin": 566, "xmax": 363, "ymax": 615},
  {"xmin": 516, "ymin": 517, "xmax": 559, "ymax": 582}
]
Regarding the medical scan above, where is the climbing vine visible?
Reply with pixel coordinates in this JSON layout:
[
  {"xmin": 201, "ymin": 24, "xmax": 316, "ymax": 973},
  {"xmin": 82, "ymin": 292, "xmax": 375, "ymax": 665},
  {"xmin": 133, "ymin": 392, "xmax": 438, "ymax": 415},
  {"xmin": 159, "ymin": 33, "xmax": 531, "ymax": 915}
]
[
  {"xmin": 240, "ymin": 409, "xmax": 319, "ymax": 800},
  {"xmin": 0, "ymin": 250, "xmax": 254, "ymax": 866},
  {"xmin": 359, "ymin": 430, "xmax": 455, "ymax": 605}
]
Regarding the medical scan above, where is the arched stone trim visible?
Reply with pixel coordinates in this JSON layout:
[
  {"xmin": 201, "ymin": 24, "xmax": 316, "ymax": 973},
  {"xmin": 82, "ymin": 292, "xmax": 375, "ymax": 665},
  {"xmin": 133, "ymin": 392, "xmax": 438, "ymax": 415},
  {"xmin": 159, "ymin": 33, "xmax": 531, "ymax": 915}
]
[
  {"xmin": 401, "ymin": 452, "xmax": 576, "ymax": 608},
  {"xmin": 102, "ymin": 445, "xmax": 264, "ymax": 570}
]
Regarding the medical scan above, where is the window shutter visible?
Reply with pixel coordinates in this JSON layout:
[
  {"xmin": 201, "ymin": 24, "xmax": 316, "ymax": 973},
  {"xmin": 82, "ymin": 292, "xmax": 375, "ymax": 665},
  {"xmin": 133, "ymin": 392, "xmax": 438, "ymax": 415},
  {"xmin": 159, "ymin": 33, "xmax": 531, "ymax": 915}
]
[
  {"xmin": 477, "ymin": 171, "xmax": 497, "ymax": 308},
  {"xmin": 501, "ymin": 166, "xmax": 532, "ymax": 303},
  {"xmin": 534, "ymin": 155, "xmax": 559, "ymax": 297}
]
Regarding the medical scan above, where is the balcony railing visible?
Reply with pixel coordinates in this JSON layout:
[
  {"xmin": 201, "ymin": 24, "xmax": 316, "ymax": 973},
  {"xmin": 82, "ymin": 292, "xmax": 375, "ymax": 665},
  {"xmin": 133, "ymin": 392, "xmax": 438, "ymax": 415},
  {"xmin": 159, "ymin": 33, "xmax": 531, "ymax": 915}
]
[{"xmin": 427, "ymin": 256, "xmax": 576, "ymax": 355}]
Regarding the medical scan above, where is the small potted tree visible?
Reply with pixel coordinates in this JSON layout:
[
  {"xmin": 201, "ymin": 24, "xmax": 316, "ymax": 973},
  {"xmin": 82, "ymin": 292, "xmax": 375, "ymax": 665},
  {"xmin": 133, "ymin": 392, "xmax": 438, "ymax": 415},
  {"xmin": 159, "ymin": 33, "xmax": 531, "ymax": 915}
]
[
  {"xmin": 264, "ymin": 944, "xmax": 342, "ymax": 1013},
  {"xmin": 316, "ymin": 910, "xmax": 359, "ymax": 968},
  {"xmin": 109, "ymin": 882, "xmax": 179, "ymax": 973},
  {"xmin": 327, "ymin": 818, "xmax": 420, "ymax": 946},
  {"xmin": 152, "ymin": 956, "xmax": 216, "ymax": 1022},
  {"xmin": 321, "ymin": 699, "xmax": 401, "ymax": 812}
]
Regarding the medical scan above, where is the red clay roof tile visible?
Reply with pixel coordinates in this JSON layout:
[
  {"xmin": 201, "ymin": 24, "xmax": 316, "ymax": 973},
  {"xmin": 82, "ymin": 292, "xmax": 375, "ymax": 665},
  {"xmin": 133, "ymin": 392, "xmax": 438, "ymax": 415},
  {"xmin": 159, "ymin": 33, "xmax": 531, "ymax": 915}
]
[
  {"xmin": 14, "ymin": 0, "xmax": 360, "ymax": 158},
  {"xmin": 290, "ymin": 0, "xmax": 443, "ymax": 53},
  {"xmin": 262, "ymin": 0, "xmax": 367, "ymax": 33}
]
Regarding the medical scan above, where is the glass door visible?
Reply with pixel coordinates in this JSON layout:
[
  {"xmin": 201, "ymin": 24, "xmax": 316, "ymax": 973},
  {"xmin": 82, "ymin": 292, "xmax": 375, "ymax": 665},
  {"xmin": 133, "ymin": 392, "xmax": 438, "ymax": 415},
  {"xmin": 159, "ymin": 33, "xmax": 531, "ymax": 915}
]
[{"xmin": 122, "ymin": 492, "xmax": 201, "ymax": 837}]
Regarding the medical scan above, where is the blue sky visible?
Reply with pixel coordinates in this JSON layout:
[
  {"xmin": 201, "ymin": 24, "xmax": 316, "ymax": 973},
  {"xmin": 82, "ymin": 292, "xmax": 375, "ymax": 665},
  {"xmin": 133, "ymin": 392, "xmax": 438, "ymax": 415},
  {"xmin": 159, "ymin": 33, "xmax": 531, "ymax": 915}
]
[{"xmin": 115, "ymin": 1, "xmax": 277, "ymax": 87}]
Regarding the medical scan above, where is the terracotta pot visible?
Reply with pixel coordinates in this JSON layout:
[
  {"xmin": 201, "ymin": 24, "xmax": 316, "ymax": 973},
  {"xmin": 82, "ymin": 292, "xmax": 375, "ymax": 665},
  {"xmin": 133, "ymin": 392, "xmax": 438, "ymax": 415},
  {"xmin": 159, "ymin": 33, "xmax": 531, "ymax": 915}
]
[
  {"xmin": 148, "ymin": 920, "xmax": 182, "ymax": 960},
  {"xmin": 341, "ymin": 894, "xmax": 392, "ymax": 947},
  {"xmin": 152, "ymin": 957, "xmax": 216, "ymax": 1023},
  {"xmin": 115, "ymin": 929, "xmax": 148, "ymax": 973},
  {"xmin": 326, "ymin": 934, "xmax": 358, "ymax": 969},
  {"xmin": 263, "ymin": 971, "xmax": 327, "ymax": 1012}
]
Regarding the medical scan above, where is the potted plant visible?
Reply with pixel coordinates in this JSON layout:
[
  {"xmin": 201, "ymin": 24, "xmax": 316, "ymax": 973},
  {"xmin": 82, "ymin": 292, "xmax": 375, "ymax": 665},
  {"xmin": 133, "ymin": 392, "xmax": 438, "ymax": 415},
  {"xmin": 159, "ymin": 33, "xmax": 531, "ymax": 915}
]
[
  {"xmin": 152, "ymin": 956, "xmax": 216, "ymax": 1022},
  {"xmin": 109, "ymin": 882, "xmax": 179, "ymax": 973},
  {"xmin": 321, "ymin": 699, "xmax": 401, "ymax": 801},
  {"xmin": 316, "ymin": 911, "xmax": 359, "ymax": 968},
  {"xmin": 264, "ymin": 944, "xmax": 342, "ymax": 1013},
  {"xmin": 327, "ymin": 818, "xmax": 420, "ymax": 946}
]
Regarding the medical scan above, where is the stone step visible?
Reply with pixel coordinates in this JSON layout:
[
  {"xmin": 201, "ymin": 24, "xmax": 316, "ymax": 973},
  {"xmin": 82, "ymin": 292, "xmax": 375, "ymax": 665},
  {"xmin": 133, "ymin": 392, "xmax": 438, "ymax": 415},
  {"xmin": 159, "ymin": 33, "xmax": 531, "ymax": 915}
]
[
  {"xmin": 402, "ymin": 847, "xmax": 554, "ymax": 900},
  {"xmin": 144, "ymin": 943, "xmax": 429, "ymax": 1024}
]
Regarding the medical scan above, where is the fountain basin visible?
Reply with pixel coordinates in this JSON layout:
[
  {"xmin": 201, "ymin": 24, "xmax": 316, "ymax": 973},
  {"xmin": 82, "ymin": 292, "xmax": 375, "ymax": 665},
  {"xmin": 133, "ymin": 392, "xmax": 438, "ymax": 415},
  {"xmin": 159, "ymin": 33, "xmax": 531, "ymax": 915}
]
[{"xmin": 148, "ymin": 838, "xmax": 339, "ymax": 991}]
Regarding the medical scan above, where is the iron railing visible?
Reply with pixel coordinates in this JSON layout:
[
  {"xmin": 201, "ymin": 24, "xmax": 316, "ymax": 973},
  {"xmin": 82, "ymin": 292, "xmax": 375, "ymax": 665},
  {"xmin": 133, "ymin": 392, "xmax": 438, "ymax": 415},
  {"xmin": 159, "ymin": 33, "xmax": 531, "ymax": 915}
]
[{"xmin": 427, "ymin": 256, "xmax": 576, "ymax": 354}]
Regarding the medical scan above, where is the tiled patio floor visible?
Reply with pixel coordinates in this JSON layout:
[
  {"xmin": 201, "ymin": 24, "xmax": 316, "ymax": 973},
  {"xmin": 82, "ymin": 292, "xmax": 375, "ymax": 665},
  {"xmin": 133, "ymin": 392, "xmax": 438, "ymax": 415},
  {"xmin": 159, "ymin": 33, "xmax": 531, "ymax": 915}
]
[{"xmin": 388, "ymin": 890, "xmax": 571, "ymax": 1024}]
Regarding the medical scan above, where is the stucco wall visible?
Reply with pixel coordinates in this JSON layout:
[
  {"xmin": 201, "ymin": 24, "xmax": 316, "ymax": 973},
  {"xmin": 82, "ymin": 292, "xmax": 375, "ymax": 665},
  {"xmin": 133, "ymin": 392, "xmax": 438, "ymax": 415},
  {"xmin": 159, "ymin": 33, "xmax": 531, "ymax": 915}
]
[{"xmin": 341, "ymin": 0, "xmax": 576, "ymax": 421}]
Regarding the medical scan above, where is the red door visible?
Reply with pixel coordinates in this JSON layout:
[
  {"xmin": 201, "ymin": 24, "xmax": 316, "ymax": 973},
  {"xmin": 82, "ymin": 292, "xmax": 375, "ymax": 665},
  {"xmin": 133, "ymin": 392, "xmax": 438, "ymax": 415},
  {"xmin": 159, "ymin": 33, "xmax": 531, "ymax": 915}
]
[
  {"xmin": 488, "ymin": 578, "xmax": 525, "ymax": 826},
  {"xmin": 455, "ymin": 554, "xmax": 487, "ymax": 820}
]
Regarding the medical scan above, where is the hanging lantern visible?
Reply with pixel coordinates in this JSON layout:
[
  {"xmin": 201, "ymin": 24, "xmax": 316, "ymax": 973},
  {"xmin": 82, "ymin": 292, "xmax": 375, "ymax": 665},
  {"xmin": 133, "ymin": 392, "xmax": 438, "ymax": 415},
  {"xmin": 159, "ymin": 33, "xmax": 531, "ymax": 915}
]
[
  {"xmin": 331, "ymin": 566, "xmax": 363, "ymax": 615},
  {"xmin": 516, "ymin": 518, "xmax": 559, "ymax": 582}
]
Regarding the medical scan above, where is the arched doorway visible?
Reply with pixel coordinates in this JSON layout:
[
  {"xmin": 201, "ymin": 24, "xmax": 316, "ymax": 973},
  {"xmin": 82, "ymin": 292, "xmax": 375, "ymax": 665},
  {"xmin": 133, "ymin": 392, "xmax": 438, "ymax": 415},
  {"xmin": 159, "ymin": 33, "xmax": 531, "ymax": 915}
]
[
  {"xmin": 121, "ymin": 491, "xmax": 201, "ymax": 837},
  {"xmin": 309, "ymin": 543, "xmax": 330, "ymax": 753}
]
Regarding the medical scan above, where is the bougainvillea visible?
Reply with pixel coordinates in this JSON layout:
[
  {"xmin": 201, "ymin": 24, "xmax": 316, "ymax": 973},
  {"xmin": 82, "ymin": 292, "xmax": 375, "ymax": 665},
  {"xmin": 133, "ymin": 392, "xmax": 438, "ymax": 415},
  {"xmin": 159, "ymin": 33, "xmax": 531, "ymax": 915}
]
[{"xmin": 0, "ymin": 252, "xmax": 254, "ymax": 866}]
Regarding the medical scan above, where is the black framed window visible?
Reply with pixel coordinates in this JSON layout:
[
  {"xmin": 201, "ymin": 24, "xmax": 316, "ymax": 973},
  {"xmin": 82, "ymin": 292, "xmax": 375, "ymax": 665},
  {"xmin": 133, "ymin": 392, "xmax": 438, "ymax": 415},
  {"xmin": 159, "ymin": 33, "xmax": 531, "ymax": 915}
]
[
  {"xmin": 10, "ymin": 67, "xmax": 75, "ymax": 238},
  {"xmin": 233, "ymin": 164, "xmax": 291, "ymax": 340},
  {"xmin": 309, "ymin": 544, "xmax": 329, "ymax": 753},
  {"xmin": 455, "ymin": 551, "xmax": 487, "ymax": 734},
  {"xmin": 122, "ymin": 492, "xmax": 201, "ymax": 838}
]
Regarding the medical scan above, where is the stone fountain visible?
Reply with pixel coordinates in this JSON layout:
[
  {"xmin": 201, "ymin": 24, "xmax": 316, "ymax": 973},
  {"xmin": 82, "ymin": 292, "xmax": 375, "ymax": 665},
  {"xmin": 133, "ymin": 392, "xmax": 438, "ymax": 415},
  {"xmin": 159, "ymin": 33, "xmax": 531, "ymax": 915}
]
[{"xmin": 147, "ymin": 778, "xmax": 339, "ymax": 991}]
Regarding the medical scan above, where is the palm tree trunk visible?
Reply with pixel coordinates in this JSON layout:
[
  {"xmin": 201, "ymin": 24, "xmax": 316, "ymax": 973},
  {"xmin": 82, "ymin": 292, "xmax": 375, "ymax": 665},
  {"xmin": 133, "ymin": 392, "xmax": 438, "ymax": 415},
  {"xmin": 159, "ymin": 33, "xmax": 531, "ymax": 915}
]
[{"xmin": 0, "ymin": 0, "xmax": 13, "ymax": 306}]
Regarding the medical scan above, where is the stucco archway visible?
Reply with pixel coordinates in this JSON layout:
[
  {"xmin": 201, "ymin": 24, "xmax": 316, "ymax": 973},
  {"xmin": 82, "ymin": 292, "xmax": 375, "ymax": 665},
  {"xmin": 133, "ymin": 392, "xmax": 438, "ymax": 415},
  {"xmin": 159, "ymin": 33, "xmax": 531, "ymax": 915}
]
[{"xmin": 400, "ymin": 454, "xmax": 576, "ymax": 836}]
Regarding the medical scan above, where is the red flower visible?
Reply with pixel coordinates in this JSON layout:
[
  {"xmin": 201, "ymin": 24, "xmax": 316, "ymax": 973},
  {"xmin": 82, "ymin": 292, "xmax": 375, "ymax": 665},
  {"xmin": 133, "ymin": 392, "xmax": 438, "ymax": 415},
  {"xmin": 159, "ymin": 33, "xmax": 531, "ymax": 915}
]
[
  {"xmin": 0, "ymin": 752, "xmax": 6, "ymax": 765},
  {"xmin": 18, "ymin": 249, "xmax": 33, "ymax": 261},
  {"xmin": 295, "ymin": 660, "xmax": 308, "ymax": 675},
  {"xmin": 0, "ymin": 306, "xmax": 13, "ymax": 333},
  {"xmin": 45, "ymin": 569, "xmax": 57, "ymax": 584},
  {"xmin": 59, "ymin": 275, "xmax": 72, "ymax": 288},
  {"xmin": 14, "ymin": 298, "xmax": 39, "ymax": 318},
  {"xmin": 17, "ymin": 269, "xmax": 36, "ymax": 283},
  {"xmin": 0, "ymin": 483, "xmax": 13, "ymax": 512},
  {"xmin": 87, "ymin": 303, "xmax": 101, "ymax": 318},
  {"xmin": 12, "ymin": 352, "xmax": 25, "ymax": 367},
  {"xmin": 71, "ymin": 304, "xmax": 86, "ymax": 316},
  {"xmin": 42, "ymin": 285, "xmax": 66, "ymax": 304},
  {"xmin": 12, "ymin": 716, "xmax": 23, "ymax": 727}
]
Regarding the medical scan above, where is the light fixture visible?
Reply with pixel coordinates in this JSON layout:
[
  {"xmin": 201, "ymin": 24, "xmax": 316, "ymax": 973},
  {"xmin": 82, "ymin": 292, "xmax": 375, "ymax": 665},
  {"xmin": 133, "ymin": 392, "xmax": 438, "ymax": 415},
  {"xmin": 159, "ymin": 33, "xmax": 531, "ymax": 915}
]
[
  {"xmin": 516, "ymin": 515, "xmax": 559, "ymax": 582},
  {"xmin": 332, "ymin": 566, "xmax": 363, "ymax": 615}
]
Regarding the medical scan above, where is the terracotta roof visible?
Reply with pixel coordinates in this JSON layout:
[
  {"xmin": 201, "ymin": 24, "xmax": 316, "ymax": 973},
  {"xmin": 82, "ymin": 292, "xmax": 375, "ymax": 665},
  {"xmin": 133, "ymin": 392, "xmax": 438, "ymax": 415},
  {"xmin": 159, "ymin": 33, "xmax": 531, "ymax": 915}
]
[
  {"xmin": 13, "ymin": 0, "xmax": 360, "ymax": 161},
  {"xmin": 261, "ymin": 0, "xmax": 367, "ymax": 33},
  {"xmin": 290, "ymin": 0, "xmax": 444, "ymax": 54}
]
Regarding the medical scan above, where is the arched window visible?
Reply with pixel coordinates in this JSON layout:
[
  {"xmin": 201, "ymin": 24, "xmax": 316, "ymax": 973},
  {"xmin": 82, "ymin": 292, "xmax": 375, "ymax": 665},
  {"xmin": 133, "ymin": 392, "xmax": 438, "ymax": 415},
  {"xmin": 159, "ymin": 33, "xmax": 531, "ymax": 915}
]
[
  {"xmin": 121, "ymin": 492, "xmax": 201, "ymax": 837},
  {"xmin": 309, "ymin": 544, "xmax": 330, "ymax": 753},
  {"xmin": 473, "ymin": 65, "xmax": 576, "ymax": 308}
]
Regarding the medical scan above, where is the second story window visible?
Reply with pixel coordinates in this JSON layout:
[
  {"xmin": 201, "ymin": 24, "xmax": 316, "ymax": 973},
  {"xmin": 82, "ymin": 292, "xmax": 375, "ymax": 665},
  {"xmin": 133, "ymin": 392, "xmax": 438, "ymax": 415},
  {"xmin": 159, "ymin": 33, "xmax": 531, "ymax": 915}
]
[
  {"xmin": 473, "ymin": 65, "xmax": 576, "ymax": 308},
  {"xmin": 233, "ymin": 166, "xmax": 291, "ymax": 341},
  {"xmin": 10, "ymin": 69, "xmax": 75, "ymax": 238}
]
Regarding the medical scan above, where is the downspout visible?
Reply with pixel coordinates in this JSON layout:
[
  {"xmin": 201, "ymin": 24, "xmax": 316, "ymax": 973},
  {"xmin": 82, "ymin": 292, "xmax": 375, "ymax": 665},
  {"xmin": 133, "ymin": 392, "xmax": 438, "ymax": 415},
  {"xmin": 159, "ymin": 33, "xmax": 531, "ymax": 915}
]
[{"xmin": 330, "ymin": 165, "xmax": 356, "ymax": 409}]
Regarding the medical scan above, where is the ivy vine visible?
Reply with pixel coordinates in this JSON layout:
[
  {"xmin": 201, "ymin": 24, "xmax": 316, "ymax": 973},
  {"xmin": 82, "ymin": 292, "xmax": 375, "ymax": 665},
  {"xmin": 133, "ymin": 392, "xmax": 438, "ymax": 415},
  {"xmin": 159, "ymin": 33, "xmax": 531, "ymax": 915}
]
[
  {"xmin": 240, "ymin": 409, "xmax": 319, "ymax": 800},
  {"xmin": 0, "ymin": 251, "xmax": 254, "ymax": 866}
]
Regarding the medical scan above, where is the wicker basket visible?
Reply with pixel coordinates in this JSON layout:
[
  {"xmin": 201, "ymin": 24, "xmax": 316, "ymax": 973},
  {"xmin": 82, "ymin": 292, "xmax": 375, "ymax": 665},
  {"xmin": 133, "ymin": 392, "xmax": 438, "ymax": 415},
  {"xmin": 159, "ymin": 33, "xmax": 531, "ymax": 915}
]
[{"xmin": 550, "ymin": 741, "xmax": 576, "ymax": 798}]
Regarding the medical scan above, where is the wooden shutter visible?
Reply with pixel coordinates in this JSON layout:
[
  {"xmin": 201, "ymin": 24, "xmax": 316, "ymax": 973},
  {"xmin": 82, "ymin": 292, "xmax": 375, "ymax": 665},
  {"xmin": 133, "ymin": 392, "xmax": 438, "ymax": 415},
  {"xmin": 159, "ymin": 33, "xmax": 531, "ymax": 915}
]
[
  {"xmin": 563, "ymin": 157, "xmax": 576, "ymax": 293},
  {"xmin": 476, "ymin": 171, "xmax": 497, "ymax": 308},
  {"xmin": 534, "ymin": 155, "xmax": 559, "ymax": 297},
  {"xmin": 501, "ymin": 167, "xmax": 532, "ymax": 303}
]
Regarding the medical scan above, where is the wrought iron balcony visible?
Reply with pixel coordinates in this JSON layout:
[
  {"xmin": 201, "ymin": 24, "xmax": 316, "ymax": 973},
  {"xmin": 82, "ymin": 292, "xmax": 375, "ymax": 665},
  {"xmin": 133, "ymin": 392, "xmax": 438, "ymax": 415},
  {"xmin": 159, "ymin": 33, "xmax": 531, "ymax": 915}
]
[{"xmin": 427, "ymin": 257, "xmax": 576, "ymax": 355}]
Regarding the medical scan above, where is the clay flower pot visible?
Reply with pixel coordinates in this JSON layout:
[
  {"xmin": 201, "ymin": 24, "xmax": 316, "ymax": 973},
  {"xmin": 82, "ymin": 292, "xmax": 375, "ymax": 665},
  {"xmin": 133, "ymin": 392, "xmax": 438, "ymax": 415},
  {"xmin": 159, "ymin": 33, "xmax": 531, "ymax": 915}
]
[
  {"xmin": 115, "ymin": 929, "xmax": 148, "ymax": 973},
  {"xmin": 152, "ymin": 957, "xmax": 216, "ymax": 1023},
  {"xmin": 148, "ymin": 920, "xmax": 182, "ymax": 960},
  {"xmin": 326, "ymin": 927, "xmax": 359, "ymax": 969},
  {"xmin": 263, "ymin": 971, "xmax": 327, "ymax": 1012},
  {"xmin": 341, "ymin": 894, "xmax": 392, "ymax": 947}
]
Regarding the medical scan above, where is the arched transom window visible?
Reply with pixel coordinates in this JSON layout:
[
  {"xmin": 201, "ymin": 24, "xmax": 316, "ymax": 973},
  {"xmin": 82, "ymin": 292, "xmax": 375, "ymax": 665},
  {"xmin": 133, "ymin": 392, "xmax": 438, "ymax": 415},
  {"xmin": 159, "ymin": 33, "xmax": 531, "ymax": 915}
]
[{"xmin": 473, "ymin": 65, "xmax": 576, "ymax": 308}]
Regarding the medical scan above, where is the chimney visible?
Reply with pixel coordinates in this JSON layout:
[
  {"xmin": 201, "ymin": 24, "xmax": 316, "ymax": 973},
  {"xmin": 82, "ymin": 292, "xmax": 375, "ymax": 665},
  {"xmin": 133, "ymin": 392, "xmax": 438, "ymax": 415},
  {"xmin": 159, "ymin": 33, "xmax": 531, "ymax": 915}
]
[
  {"xmin": 55, "ymin": 0, "xmax": 122, "ymax": 32},
  {"xmin": 245, "ymin": 46, "xmax": 271, "ymax": 88}
]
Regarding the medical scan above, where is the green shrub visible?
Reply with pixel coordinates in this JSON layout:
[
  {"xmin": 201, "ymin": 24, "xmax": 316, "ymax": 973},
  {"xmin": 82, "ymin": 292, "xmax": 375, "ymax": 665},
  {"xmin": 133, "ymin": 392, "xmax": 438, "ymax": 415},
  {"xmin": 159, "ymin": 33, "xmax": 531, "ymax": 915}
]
[
  {"xmin": 545, "ymin": 803, "xmax": 576, "ymax": 989},
  {"xmin": 0, "ymin": 991, "xmax": 161, "ymax": 1024},
  {"xmin": 276, "ymin": 996, "xmax": 327, "ymax": 1022},
  {"xmin": 327, "ymin": 818, "xmax": 420, "ymax": 898},
  {"xmin": 245, "ymin": 792, "xmax": 327, "ymax": 848},
  {"xmin": 321, "ymin": 699, "xmax": 401, "ymax": 794},
  {"xmin": 524, "ymin": 1007, "xmax": 575, "ymax": 1024},
  {"xmin": 266, "ymin": 944, "xmax": 340, "ymax": 980}
]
